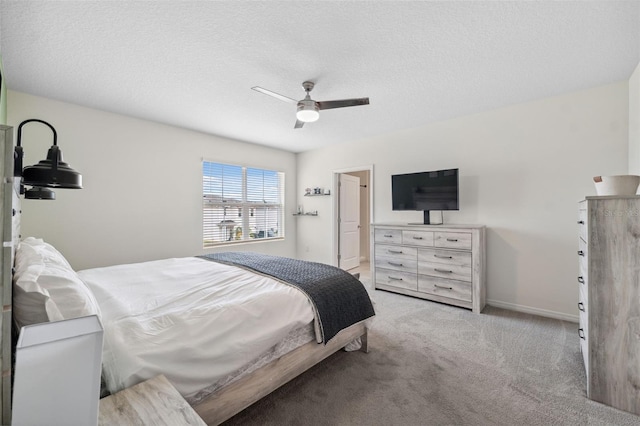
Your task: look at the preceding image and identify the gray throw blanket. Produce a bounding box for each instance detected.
[199,252,375,343]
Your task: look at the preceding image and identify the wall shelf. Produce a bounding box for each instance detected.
[304,193,330,197]
[293,212,318,216]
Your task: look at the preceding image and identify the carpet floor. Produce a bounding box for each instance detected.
[223,287,640,425]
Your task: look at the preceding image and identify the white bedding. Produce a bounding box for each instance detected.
[77,257,315,400]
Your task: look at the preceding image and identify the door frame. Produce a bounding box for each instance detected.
[331,165,374,267]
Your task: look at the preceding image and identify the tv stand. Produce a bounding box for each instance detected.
[409,211,442,226]
[423,210,430,224]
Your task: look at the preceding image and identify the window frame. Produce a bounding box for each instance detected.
[202,160,285,248]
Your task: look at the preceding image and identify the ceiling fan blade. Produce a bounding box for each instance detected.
[294,119,305,129]
[251,86,298,104]
[317,97,369,110]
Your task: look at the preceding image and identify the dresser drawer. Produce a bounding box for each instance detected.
[376,256,417,273]
[434,232,472,250]
[376,268,418,291]
[374,229,402,244]
[580,337,589,380]
[418,275,472,302]
[579,306,588,335]
[578,237,588,281]
[375,244,417,261]
[578,209,587,242]
[418,248,471,268]
[579,278,588,306]
[402,230,434,247]
[418,261,471,282]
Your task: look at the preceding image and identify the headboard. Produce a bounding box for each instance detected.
[0,124,20,425]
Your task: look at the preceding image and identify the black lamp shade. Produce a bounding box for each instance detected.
[24,187,56,200]
[22,145,82,189]
[15,119,83,194]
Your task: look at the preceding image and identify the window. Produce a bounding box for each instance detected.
[203,161,284,247]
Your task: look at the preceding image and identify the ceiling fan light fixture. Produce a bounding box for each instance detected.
[296,101,319,123]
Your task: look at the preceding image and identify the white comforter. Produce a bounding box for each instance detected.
[77,257,315,399]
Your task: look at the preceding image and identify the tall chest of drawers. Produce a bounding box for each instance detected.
[577,196,640,416]
[371,223,486,313]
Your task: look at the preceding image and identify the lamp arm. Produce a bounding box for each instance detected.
[16,119,58,147]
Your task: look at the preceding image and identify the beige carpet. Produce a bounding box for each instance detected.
[223,287,640,425]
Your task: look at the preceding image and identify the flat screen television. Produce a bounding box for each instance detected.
[391,168,459,224]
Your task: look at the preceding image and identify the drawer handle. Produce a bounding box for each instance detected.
[434,284,453,290]
[384,234,393,238]
[388,276,403,281]
[577,276,585,284]
[388,261,403,267]
[388,249,403,254]
[578,302,585,312]
[577,250,585,256]
[446,238,458,242]
[413,236,424,240]
[434,268,453,274]
[578,328,585,340]
[577,220,584,225]
[434,254,453,259]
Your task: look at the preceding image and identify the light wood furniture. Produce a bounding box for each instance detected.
[371,223,485,313]
[577,196,640,416]
[193,321,368,424]
[99,374,206,425]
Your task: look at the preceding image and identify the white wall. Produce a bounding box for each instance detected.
[297,82,629,320]
[8,91,298,270]
[629,62,640,174]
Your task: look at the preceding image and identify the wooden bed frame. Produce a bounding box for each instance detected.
[0,124,370,425]
[193,322,368,425]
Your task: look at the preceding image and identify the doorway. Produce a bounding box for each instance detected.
[332,165,373,278]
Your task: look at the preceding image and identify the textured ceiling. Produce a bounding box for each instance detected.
[0,1,639,153]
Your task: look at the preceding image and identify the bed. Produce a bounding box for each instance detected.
[1,122,375,423]
[9,238,375,424]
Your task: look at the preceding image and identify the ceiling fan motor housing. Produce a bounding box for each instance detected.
[296,100,320,122]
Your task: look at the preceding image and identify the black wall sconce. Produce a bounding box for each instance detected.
[13,119,82,200]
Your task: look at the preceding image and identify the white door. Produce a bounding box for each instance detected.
[339,173,360,270]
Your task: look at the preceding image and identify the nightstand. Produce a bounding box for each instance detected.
[99,374,206,425]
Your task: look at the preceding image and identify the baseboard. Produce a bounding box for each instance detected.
[486,299,578,323]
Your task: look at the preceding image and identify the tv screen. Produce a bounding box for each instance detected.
[392,168,459,212]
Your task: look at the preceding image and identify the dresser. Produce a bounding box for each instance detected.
[577,196,640,416]
[371,223,485,313]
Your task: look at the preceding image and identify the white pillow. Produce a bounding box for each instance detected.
[13,238,101,328]
[13,242,64,328]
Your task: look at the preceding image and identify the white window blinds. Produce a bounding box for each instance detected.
[203,161,284,248]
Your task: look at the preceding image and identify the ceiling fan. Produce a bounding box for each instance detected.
[251,81,370,129]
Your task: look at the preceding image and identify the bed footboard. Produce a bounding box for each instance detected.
[192,322,368,425]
